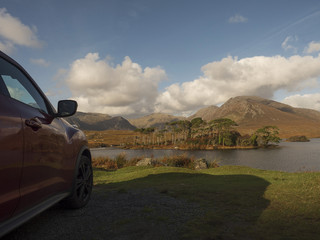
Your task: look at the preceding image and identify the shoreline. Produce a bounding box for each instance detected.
[124,145,260,150]
[90,144,281,151]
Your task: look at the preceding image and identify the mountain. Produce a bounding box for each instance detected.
[190,96,320,138]
[66,112,136,131]
[188,105,219,121]
[128,113,186,129]
[65,96,320,138]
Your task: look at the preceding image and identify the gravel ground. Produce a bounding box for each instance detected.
[3,187,204,240]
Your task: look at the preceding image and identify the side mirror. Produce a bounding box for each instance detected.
[56,100,78,117]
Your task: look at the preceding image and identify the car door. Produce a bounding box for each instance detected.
[0,56,69,214]
[0,90,23,222]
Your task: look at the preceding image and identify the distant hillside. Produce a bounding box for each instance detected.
[66,112,136,131]
[66,96,320,138]
[128,113,186,129]
[188,105,219,121]
[190,96,320,138]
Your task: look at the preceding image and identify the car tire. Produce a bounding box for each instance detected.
[62,155,93,209]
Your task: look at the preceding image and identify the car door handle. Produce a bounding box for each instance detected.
[25,117,42,130]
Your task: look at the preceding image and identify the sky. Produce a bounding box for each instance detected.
[1,0,320,118]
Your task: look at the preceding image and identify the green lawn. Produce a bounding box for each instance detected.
[93,166,320,239]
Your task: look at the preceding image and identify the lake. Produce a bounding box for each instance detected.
[91,138,320,172]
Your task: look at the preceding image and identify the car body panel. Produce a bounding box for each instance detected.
[0,95,23,222]
[14,99,73,214]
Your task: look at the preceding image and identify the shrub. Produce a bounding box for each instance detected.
[125,156,143,166]
[114,152,128,168]
[161,154,194,168]
[209,159,220,168]
[92,156,118,170]
[103,160,118,170]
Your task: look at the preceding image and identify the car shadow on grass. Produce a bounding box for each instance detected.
[4,171,270,240]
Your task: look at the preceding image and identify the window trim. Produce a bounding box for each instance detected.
[0,54,57,116]
[0,76,10,97]
[2,74,49,114]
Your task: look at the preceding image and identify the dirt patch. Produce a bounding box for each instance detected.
[4,187,204,240]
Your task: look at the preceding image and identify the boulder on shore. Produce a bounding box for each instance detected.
[136,158,155,166]
[194,158,208,170]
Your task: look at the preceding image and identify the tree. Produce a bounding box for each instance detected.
[221,130,241,146]
[168,121,179,144]
[209,118,237,146]
[190,118,206,139]
[255,126,280,146]
[176,120,192,141]
[134,128,145,145]
[144,127,155,145]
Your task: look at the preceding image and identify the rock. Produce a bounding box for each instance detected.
[136,158,153,166]
[194,158,208,170]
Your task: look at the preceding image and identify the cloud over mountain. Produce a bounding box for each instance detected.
[283,93,320,111]
[155,55,320,114]
[65,51,320,117]
[66,53,167,117]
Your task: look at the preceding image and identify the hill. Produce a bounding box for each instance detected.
[66,112,136,131]
[188,105,219,121]
[65,96,320,138]
[128,113,186,129]
[190,96,320,138]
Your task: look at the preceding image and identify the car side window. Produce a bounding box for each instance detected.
[0,57,49,114]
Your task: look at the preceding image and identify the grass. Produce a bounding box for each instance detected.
[93,165,320,240]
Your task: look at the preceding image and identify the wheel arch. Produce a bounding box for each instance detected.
[67,145,91,194]
[74,145,92,177]
[61,145,93,208]
[80,146,92,162]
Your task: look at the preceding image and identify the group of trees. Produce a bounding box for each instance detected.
[133,118,280,148]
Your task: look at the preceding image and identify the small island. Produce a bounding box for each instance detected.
[87,118,282,150]
[286,135,310,142]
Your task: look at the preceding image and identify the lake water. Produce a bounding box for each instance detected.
[91,138,320,172]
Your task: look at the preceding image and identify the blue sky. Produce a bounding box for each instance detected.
[1,0,320,117]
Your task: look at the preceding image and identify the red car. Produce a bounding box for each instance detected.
[0,50,93,237]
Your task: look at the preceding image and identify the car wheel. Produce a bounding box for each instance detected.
[62,155,93,209]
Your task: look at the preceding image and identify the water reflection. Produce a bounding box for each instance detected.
[91,138,320,172]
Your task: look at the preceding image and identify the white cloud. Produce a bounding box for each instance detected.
[228,14,248,23]
[64,53,320,116]
[30,58,50,67]
[282,93,320,111]
[0,40,14,53]
[0,8,42,53]
[304,41,320,54]
[65,53,167,117]
[281,36,298,52]
[156,55,320,113]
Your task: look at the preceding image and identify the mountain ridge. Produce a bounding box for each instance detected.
[66,112,136,131]
[128,113,186,129]
[66,96,320,138]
